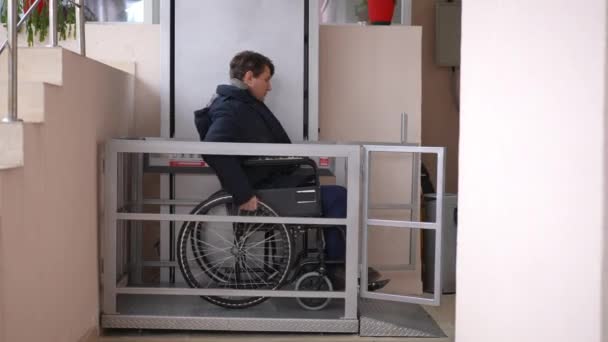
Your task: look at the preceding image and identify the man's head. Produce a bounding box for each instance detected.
[230,51,274,101]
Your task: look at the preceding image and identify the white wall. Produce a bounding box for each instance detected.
[458,1,606,342]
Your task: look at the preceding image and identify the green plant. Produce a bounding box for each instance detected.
[356,0,368,21]
[1,0,76,46]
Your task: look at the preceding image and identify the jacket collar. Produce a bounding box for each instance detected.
[216,84,257,103]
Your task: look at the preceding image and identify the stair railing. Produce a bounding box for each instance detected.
[1,0,20,123]
[0,0,86,123]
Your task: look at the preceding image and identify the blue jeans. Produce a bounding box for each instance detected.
[320,185,347,261]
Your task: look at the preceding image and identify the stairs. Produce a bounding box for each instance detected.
[0,47,134,169]
[0,82,48,123]
[0,47,64,169]
[0,122,22,169]
[0,46,134,342]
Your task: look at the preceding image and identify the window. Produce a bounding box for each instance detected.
[85,0,145,23]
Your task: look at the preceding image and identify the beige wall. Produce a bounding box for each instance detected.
[0,49,133,342]
[458,1,605,341]
[62,23,163,283]
[62,23,161,137]
[0,23,160,137]
[604,27,608,342]
[412,0,459,193]
[319,25,423,293]
[0,176,4,342]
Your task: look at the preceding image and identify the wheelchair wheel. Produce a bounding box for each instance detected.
[177,194,293,309]
[295,272,333,311]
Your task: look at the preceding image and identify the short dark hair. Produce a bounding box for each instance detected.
[229,51,275,81]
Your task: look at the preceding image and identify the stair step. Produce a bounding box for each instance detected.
[0,82,47,123]
[0,47,63,86]
[0,122,23,170]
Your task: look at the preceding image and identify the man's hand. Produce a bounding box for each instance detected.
[239,196,258,211]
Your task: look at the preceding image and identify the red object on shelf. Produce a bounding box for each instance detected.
[25,0,46,15]
[169,160,207,167]
[368,0,395,25]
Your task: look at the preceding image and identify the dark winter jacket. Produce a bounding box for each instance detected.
[194,84,294,205]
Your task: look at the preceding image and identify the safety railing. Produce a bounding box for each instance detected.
[0,0,86,123]
[103,139,362,328]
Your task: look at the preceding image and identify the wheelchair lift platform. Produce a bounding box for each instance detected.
[102,295,445,337]
[101,139,446,337]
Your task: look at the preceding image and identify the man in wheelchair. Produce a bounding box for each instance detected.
[191,51,389,307]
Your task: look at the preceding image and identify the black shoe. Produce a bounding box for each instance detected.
[329,265,345,290]
[367,267,381,282]
[327,265,389,290]
[367,278,390,292]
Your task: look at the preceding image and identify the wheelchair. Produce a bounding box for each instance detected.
[176,157,341,311]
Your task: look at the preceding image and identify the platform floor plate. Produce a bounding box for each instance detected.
[359,298,446,337]
[102,295,358,333]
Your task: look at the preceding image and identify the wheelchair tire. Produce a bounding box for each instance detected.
[177,194,293,309]
[295,272,333,311]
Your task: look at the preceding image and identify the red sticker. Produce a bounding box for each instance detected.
[169,160,207,167]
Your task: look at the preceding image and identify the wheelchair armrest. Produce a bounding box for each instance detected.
[242,156,315,168]
[243,157,320,186]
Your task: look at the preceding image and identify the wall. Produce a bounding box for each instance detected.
[0,49,133,342]
[0,23,160,137]
[62,23,163,283]
[457,1,605,342]
[604,16,608,340]
[61,23,161,137]
[412,0,460,193]
[0,177,3,341]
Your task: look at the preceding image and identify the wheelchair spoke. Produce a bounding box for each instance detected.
[242,253,278,257]
[243,233,282,250]
[208,227,237,247]
[238,222,273,246]
[178,195,293,308]
[244,255,279,284]
[194,254,233,282]
[187,247,230,262]
[240,258,270,287]
[189,236,231,253]
[226,260,238,288]
[243,241,285,252]
[187,255,232,285]
[239,258,262,288]
[205,256,233,288]
[199,254,233,274]
[244,251,281,275]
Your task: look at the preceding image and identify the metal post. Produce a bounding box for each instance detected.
[76,0,86,56]
[343,148,361,319]
[2,0,18,123]
[48,0,58,47]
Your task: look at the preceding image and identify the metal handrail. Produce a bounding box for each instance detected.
[60,0,86,54]
[0,0,43,56]
[49,0,57,46]
[0,0,87,56]
[1,0,19,123]
[76,0,86,56]
[1,0,87,123]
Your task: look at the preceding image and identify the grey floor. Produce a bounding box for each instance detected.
[98,296,456,342]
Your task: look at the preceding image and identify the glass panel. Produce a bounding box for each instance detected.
[85,0,144,22]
